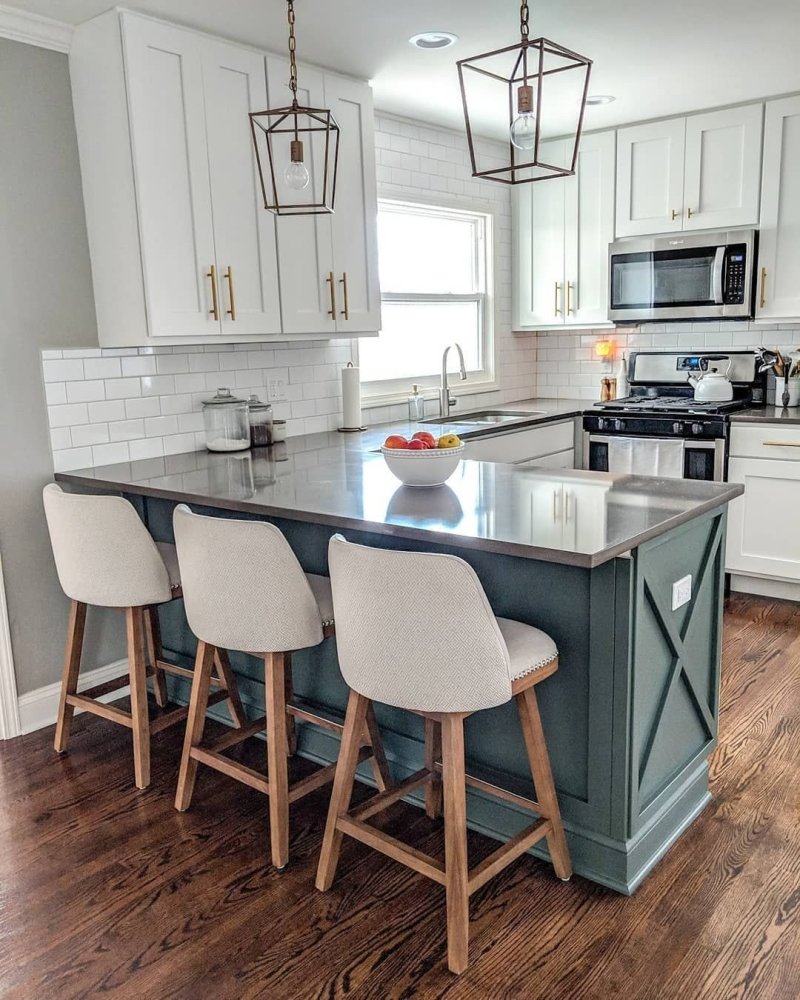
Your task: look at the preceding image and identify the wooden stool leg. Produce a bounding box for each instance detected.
[144,606,169,709]
[517,686,572,881]
[175,641,216,810]
[424,718,443,819]
[127,607,151,790]
[316,690,370,892]
[213,648,245,729]
[54,600,87,753]
[364,702,392,792]
[442,714,470,975]
[283,656,297,756]
[265,651,290,869]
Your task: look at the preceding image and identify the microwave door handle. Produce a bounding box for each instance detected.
[712,246,725,305]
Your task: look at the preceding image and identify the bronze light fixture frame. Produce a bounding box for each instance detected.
[457,2,592,185]
[249,0,340,215]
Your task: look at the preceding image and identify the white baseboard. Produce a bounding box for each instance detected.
[730,574,800,603]
[17,658,130,736]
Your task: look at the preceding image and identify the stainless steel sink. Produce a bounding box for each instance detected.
[422,409,544,426]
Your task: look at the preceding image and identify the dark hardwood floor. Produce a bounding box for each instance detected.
[1,593,798,999]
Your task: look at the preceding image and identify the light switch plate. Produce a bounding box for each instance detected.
[672,574,692,611]
[267,377,287,402]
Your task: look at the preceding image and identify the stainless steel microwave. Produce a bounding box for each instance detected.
[608,229,757,322]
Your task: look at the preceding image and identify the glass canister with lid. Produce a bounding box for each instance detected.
[247,394,274,447]
[202,388,251,452]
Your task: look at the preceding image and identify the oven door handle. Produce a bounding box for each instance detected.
[711,246,725,305]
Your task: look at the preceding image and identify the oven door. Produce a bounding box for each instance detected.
[586,434,725,482]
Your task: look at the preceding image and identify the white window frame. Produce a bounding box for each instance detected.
[356,197,497,404]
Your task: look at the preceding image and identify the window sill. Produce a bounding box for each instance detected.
[362,380,502,410]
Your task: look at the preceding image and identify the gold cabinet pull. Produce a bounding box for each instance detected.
[224,266,236,322]
[762,441,800,448]
[554,282,562,316]
[326,271,337,319]
[339,272,350,321]
[671,209,680,221]
[207,264,220,321]
[760,267,767,309]
[687,207,694,219]
[567,281,575,316]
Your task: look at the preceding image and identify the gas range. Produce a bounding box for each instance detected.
[582,350,765,481]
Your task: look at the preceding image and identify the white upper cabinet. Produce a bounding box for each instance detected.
[616,104,763,237]
[682,105,763,231]
[202,41,281,337]
[269,62,380,336]
[70,10,379,346]
[757,95,800,321]
[615,119,686,237]
[514,132,615,329]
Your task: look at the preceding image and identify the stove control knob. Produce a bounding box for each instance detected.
[691,422,703,436]
[614,418,625,432]
[673,422,684,434]
[597,417,607,431]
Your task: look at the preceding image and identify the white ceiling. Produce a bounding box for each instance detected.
[7,0,800,137]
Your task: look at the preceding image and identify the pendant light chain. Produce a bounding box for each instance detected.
[287,0,299,108]
[520,1,530,43]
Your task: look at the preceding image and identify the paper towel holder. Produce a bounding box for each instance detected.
[339,361,367,432]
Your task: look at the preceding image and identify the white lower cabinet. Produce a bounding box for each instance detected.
[726,424,800,585]
[526,479,608,551]
[463,420,575,465]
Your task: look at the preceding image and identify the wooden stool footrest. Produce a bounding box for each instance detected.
[211,716,267,752]
[288,747,369,804]
[350,768,431,822]
[65,694,132,728]
[189,746,270,794]
[336,815,447,886]
[467,818,552,895]
[286,705,344,736]
[434,762,544,817]
[78,674,131,701]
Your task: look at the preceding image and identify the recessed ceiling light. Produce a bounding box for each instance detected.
[409,31,459,50]
[586,95,616,106]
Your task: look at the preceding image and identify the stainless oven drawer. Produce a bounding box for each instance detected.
[585,434,725,481]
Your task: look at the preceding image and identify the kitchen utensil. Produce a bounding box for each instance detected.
[688,358,734,402]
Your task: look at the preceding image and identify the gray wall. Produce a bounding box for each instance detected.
[0,38,125,698]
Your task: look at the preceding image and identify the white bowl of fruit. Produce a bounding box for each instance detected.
[381,432,464,487]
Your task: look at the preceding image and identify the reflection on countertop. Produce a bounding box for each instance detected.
[56,431,743,568]
[732,405,800,424]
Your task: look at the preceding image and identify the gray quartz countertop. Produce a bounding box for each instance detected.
[55,396,742,568]
[732,406,800,425]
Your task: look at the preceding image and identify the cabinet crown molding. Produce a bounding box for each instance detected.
[0,3,72,52]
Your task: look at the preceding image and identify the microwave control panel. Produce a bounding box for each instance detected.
[724,245,747,304]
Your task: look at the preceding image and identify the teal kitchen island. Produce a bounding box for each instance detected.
[56,435,743,894]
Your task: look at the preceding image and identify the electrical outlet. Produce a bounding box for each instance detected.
[267,377,287,403]
[671,574,692,611]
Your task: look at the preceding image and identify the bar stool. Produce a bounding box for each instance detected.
[42,484,244,790]
[316,535,572,975]
[172,505,392,870]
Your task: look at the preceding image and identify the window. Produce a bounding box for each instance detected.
[359,200,494,396]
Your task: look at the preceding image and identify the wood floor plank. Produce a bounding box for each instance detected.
[0,594,798,998]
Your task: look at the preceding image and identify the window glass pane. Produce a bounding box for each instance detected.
[360,301,481,383]
[378,208,477,294]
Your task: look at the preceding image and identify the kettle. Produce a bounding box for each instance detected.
[688,357,734,403]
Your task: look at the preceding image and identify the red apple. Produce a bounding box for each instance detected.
[384,434,409,449]
[405,439,426,450]
[411,431,437,449]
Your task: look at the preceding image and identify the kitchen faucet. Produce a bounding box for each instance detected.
[439,343,467,419]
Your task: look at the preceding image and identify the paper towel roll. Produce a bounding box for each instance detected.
[341,363,363,429]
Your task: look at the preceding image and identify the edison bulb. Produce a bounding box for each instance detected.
[284,159,310,190]
[510,112,537,151]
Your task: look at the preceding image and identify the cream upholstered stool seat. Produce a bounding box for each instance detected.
[316,535,571,975]
[172,505,391,870]
[42,484,244,790]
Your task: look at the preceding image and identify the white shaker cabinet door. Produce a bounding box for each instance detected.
[122,15,219,338]
[564,130,616,325]
[758,96,800,321]
[203,42,281,337]
[326,73,381,334]
[726,456,800,580]
[682,104,763,232]
[615,119,686,237]
[267,57,337,336]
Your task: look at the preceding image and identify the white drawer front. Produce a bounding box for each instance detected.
[464,420,575,464]
[518,448,575,470]
[726,456,800,580]
[730,423,800,460]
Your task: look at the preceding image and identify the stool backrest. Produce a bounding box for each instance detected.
[173,505,323,653]
[42,484,172,608]
[328,535,513,714]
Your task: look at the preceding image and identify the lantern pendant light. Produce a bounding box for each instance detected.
[457,1,592,185]
[249,0,340,215]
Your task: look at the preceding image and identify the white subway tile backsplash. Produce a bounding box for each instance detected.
[45,382,67,406]
[83,357,122,380]
[144,415,179,437]
[92,442,130,466]
[49,427,72,450]
[109,418,145,442]
[66,380,106,404]
[141,375,176,397]
[121,355,157,377]
[129,438,165,461]
[88,399,126,423]
[71,423,110,447]
[105,378,142,400]
[124,396,161,419]
[53,447,93,473]
[43,359,85,383]
[49,403,89,427]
